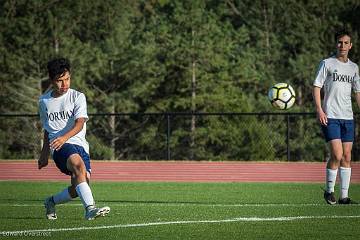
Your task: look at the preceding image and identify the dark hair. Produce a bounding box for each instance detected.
[334,28,351,42]
[47,58,71,80]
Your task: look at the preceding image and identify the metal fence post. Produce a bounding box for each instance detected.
[286,114,290,161]
[166,113,171,160]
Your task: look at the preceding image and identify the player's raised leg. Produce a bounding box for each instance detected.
[67,153,110,220]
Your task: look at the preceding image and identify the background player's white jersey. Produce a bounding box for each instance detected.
[39,88,89,154]
[313,56,360,120]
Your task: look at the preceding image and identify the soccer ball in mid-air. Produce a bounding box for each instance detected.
[268,83,296,110]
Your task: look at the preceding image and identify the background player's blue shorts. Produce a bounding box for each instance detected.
[321,118,354,142]
[53,143,91,176]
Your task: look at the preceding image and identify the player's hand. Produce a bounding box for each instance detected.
[38,157,48,170]
[316,109,328,126]
[50,136,67,151]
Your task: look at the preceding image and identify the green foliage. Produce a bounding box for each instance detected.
[0,0,359,160]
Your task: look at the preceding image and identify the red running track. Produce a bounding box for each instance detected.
[1,161,360,183]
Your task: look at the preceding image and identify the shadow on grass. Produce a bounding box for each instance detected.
[0,216,44,220]
[97,199,219,205]
[0,198,44,203]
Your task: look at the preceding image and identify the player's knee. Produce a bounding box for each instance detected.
[341,154,351,167]
[67,155,86,177]
[73,163,86,177]
[343,153,351,162]
[332,154,342,162]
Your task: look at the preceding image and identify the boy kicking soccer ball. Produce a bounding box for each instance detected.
[38,58,110,220]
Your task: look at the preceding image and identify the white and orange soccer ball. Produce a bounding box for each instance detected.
[268,83,296,110]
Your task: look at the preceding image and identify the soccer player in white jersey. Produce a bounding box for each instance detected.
[313,29,360,205]
[38,58,110,219]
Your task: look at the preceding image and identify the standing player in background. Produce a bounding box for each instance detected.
[38,58,110,219]
[313,29,360,205]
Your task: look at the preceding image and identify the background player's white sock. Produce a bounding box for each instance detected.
[326,168,338,193]
[339,167,351,199]
[53,188,73,204]
[75,182,95,210]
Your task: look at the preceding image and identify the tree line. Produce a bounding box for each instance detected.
[0,0,359,160]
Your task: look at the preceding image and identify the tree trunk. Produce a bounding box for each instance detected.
[262,0,270,61]
[191,60,196,160]
[109,60,116,160]
[109,104,116,160]
[190,30,196,160]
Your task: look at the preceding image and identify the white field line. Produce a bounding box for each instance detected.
[1,215,360,235]
[0,203,345,207]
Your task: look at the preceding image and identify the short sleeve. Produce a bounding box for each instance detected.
[73,93,88,121]
[313,60,327,88]
[352,65,360,92]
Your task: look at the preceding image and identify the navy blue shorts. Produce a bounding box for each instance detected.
[321,118,354,142]
[53,143,91,176]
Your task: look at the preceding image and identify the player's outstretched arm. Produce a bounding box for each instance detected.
[38,131,50,169]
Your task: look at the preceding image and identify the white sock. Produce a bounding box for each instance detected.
[339,167,351,199]
[75,182,95,210]
[326,168,338,193]
[53,188,73,205]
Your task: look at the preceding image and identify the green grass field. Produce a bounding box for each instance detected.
[0,181,359,240]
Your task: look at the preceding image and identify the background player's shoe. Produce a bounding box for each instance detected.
[338,197,358,204]
[323,191,336,205]
[85,206,110,220]
[44,197,57,220]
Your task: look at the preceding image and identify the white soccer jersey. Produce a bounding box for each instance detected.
[39,88,89,154]
[313,56,360,120]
